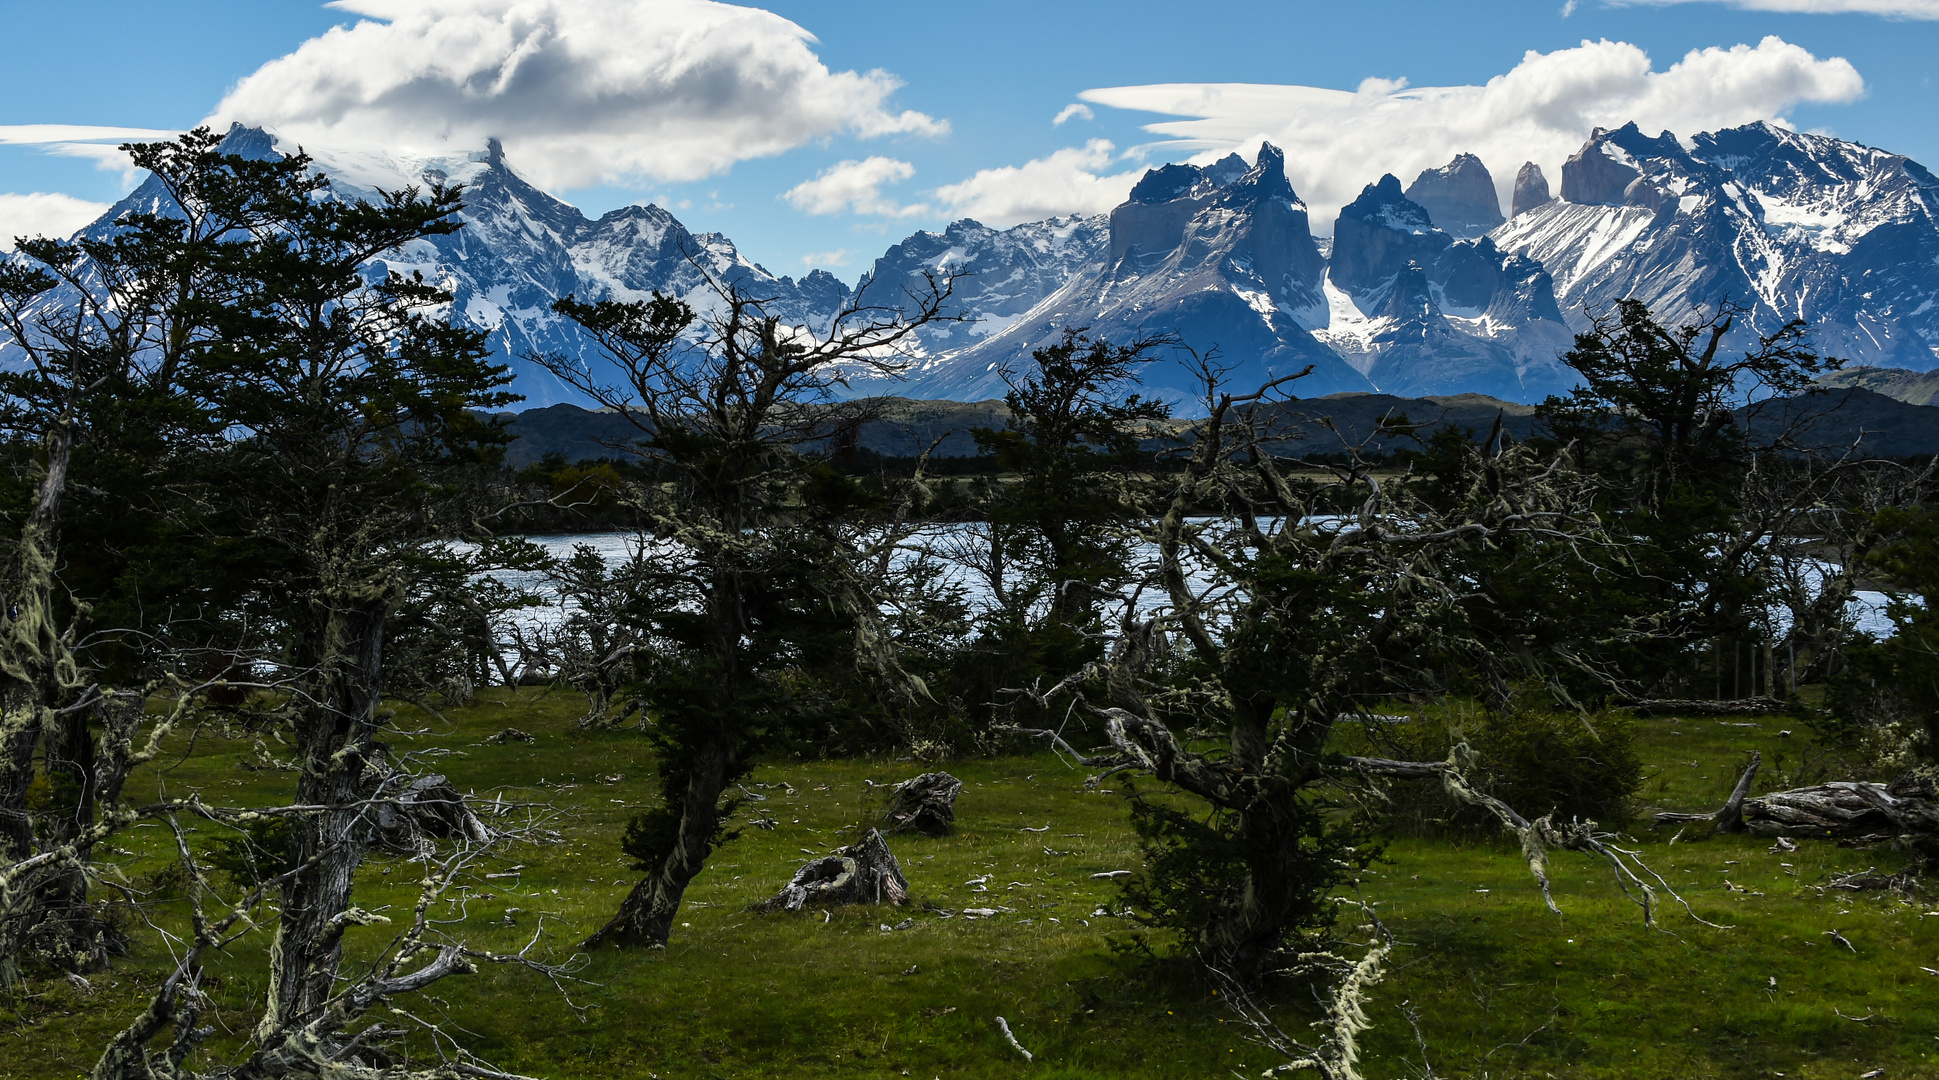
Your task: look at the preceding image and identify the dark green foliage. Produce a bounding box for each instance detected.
[1469,704,1643,828]
[1524,300,1840,700]
[1363,697,1644,835]
[384,537,550,703]
[1824,506,1939,760]
[1119,782,1371,958]
[542,272,957,948]
[1538,298,1829,506]
[949,330,1173,734]
[202,816,297,891]
[973,330,1171,623]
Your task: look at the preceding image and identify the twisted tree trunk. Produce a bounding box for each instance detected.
[584,733,735,949]
[0,425,104,981]
[1200,780,1313,982]
[259,590,391,1040]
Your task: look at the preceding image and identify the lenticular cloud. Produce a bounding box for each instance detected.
[208,0,946,190]
[1073,36,1862,231]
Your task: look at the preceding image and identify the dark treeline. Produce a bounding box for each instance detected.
[1,131,1937,1078]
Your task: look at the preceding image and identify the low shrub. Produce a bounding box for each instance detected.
[1365,692,1643,835]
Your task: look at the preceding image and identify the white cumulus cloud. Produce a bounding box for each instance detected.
[930,140,1148,227]
[0,193,112,250]
[1615,0,1939,16]
[783,157,924,217]
[1080,36,1864,232]
[206,0,947,191]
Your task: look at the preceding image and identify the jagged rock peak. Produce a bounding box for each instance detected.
[217,124,281,161]
[1511,162,1551,217]
[1340,174,1434,232]
[1329,174,1445,300]
[1404,153,1504,238]
[1224,142,1299,207]
[1381,260,1436,321]
[1561,122,1686,206]
[1129,162,1205,204]
[1127,146,1280,206]
[1203,152,1249,187]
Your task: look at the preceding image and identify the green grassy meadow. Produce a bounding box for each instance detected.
[11,690,1939,1079]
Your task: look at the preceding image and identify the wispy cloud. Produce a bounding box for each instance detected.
[0,124,181,182]
[798,248,850,270]
[1052,103,1094,126]
[929,139,1147,227]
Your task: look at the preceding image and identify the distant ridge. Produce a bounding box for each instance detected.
[1815,365,1939,407]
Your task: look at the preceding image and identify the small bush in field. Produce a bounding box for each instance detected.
[1469,701,1644,829]
[1370,694,1643,834]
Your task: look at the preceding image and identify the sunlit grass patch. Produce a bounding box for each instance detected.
[10,691,1939,1079]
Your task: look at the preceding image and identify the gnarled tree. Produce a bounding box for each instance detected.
[538,267,953,948]
[152,128,523,1061]
[0,128,291,979]
[1010,361,1700,984]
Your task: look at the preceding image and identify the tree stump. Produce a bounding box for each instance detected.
[880,771,962,836]
[365,770,497,846]
[759,829,909,912]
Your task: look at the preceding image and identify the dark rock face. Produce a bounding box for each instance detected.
[1404,153,1505,238]
[1331,174,1442,295]
[1562,134,1641,205]
[888,143,1367,412]
[1320,176,1575,400]
[1511,162,1551,217]
[1129,162,1206,204]
[1560,123,1689,209]
[1203,151,1250,187]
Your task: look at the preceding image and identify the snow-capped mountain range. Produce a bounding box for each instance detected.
[13,121,1939,413]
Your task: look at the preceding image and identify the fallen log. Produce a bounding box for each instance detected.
[1656,760,1939,845]
[1624,697,1790,717]
[1655,752,1762,832]
[758,829,910,912]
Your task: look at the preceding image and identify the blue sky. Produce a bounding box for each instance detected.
[0,0,1933,277]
